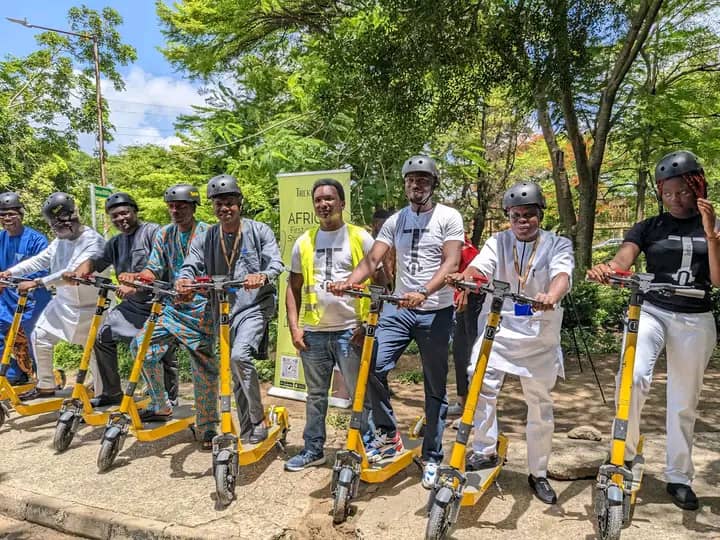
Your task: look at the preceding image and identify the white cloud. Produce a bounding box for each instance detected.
[81,66,206,153]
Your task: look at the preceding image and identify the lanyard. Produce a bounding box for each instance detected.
[220,220,243,274]
[175,222,197,260]
[513,236,540,291]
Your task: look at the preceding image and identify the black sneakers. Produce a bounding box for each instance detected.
[466,452,499,471]
[528,475,557,505]
[667,483,699,511]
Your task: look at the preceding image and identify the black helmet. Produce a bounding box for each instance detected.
[42,192,76,221]
[105,192,138,212]
[502,182,546,211]
[401,155,439,181]
[655,151,704,182]
[0,192,23,210]
[206,174,243,199]
[163,184,201,205]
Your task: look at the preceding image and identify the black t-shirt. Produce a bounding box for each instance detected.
[624,213,712,313]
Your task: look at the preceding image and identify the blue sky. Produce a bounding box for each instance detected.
[1,1,206,153]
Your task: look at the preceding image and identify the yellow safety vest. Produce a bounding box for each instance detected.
[299,224,370,326]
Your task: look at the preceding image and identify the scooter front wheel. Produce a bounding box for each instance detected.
[425,488,454,540]
[0,404,6,428]
[97,438,121,472]
[598,504,623,540]
[53,419,75,452]
[214,463,235,506]
[332,483,350,524]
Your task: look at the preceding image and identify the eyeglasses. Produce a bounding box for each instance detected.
[0,212,20,220]
[509,209,540,221]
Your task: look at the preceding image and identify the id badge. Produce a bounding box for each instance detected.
[514,303,533,316]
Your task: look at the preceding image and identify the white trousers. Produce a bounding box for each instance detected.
[30,325,95,389]
[619,302,714,485]
[471,364,557,477]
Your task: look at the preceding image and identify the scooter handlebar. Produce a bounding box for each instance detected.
[127,279,177,297]
[69,274,118,291]
[0,276,32,288]
[452,279,536,306]
[599,272,707,299]
[337,285,403,304]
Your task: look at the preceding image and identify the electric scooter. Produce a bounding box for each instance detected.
[0,277,67,429]
[591,271,705,540]
[184,275,290,506]
[331,285,423,525]
[53,275,150,451]
[96,277,195,472]
[424,277,534,540]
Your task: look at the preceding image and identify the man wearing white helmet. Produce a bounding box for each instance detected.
[332,155,464,490]
[0,192,105,400]
[448,181,574,505]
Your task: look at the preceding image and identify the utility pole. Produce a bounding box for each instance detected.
[7,17,107,186]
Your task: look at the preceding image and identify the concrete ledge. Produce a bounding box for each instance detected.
[0,485,225,540]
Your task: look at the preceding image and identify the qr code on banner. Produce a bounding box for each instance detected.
[281,355,300,380]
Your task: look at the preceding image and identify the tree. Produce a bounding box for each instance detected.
[0,6,136,210]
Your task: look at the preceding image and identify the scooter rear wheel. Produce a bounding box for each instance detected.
[214,463,235,506]
[425,490,453,540]
[97,438,120,472]
[0,405,5,428]
[53,420,75,452]
[598,504,623,540]
[332,484,350,525]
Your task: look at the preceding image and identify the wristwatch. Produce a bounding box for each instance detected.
[416,286,430,299]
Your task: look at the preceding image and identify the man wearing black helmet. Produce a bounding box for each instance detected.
[119,184,218,447]
[0,192,51,385]
[0,192,105,400]
[331,155,464,490]
[176,174,284,444]
[448,181,574,505]
[588,151,719,511]
[63,192,178,407]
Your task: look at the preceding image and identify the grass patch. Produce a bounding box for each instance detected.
[326,411,350,430]
[396,368,423,384]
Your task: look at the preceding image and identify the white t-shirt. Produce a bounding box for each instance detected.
[376,204,464,310]
[291,224,375,331]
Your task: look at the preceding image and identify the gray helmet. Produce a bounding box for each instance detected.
[42,192,76,221]
[401,155,439,181]
[502,182,546,211]
[163,184,201,205]
[655,150,704,182]
[206,174,243,199]
[105,192,138,212]
[0,192,23,210]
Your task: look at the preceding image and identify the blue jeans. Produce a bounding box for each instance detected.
[369,306,453,463]
[301,329,365,456]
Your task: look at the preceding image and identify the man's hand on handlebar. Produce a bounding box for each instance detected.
[586,263,615,284]
[244,273,267,290]
[532,292,558,312]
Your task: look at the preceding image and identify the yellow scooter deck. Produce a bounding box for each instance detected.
[132,403,196,442]
[461,433,508,506]
[82,396,151,427]
[359,434,422,483]
[13,386,73,416]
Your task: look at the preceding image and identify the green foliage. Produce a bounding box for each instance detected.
[255,359,275,383]
[395,368,423,385]
[0,6,136,231]
[326,411,350,430]
[53,341,84,371]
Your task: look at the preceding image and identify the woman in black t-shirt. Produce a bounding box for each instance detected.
[587,150,719,512]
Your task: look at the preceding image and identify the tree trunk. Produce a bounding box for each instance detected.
[635,166,647,222]
[535,90,577,244]
[472,105,489,246]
